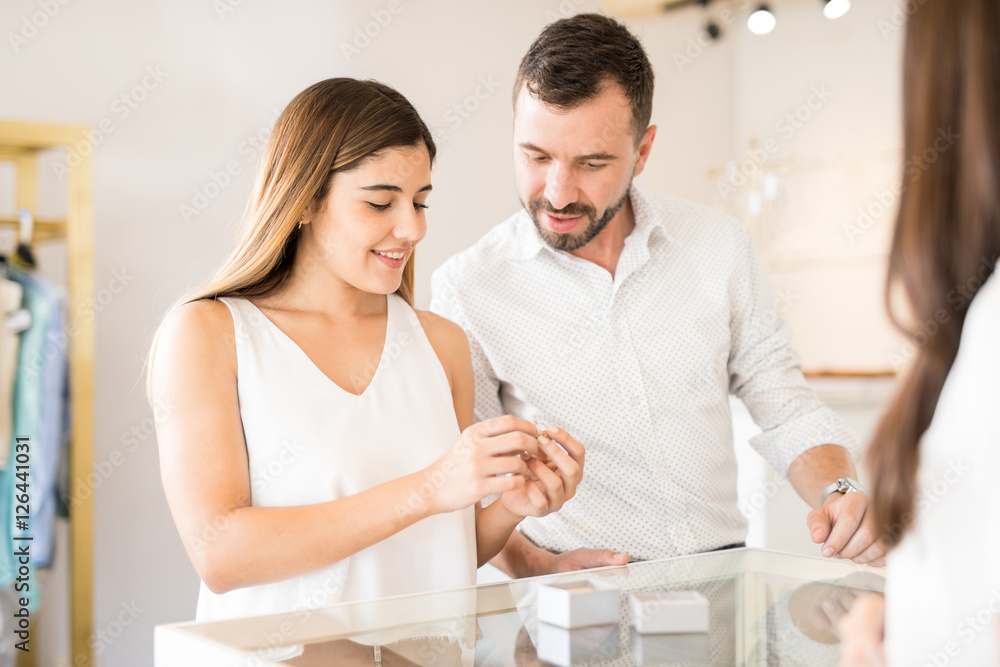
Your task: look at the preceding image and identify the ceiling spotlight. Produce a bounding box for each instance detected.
[747,3,776,35]
[705,19,722,40]
[823,0,851,19]
[695,0,723,41]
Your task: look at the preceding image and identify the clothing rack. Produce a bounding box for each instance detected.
[0,120,94,667]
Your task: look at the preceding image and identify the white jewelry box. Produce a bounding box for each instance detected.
[537,579,621,629]
[629,590,709,634]
[630,632,710,664]
[537,623,620,666]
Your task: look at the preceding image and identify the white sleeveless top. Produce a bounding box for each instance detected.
[885,263,1000,666]
[196,293,476,623]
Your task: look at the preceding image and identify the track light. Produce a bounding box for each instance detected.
[747,3,776,35]
[695,0,723,41]
[823,0,851,19]
[705,19,722,40]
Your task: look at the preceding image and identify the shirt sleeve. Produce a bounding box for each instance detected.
[429,261,505,423]
[726,227,861,476]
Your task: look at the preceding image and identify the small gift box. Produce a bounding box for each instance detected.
[537,623,620,666]
[629,590,710,634]
[537,579,621,629]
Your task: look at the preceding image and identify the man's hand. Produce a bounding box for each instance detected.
[787,445,887,566]
[490,529,629,577]
[547,547,630,573]
[806,491,887,566]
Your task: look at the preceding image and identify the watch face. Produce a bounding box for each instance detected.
[822,478,866,505]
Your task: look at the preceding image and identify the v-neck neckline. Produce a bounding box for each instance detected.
[243,294,392,399]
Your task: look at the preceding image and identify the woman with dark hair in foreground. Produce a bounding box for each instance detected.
[835,0,1000,664]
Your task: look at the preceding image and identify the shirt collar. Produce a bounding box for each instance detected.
[509,185,669,262]
[510,208,546,261]
[627,185,670,248]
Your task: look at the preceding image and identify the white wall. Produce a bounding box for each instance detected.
[0,0,903,664]
[728,0,906,372]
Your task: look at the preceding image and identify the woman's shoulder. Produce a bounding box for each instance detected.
[970,262,1000,313]
[410,309,471,381]
[961,263,1000,354]
[155,298,238,372]
[162,298,236,340]
[411,309,468,346]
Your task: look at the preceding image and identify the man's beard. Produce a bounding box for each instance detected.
[525,183,632,252]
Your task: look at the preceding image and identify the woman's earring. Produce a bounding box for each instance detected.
[297,218,303,230]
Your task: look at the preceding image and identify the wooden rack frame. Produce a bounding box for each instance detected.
[0,120,94,667]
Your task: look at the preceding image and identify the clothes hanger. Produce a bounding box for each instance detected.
[0,222,32,333]
[10,208,37,271]
[0,225,11,279]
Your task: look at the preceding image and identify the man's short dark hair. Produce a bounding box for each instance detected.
[514,13,655,143]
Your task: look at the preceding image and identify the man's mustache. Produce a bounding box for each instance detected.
[530,200,595,218]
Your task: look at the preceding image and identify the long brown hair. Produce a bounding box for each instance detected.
[146,78,436,395]
[868,0,1000,547]
[197,77,434,304]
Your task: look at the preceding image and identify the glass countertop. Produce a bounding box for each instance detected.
[155,548,885,666]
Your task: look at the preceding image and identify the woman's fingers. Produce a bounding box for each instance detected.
[526,457,565,506]
[482,431,539,458]
[530,445,552,463]
[538,435,583,490]
[481,473,525,497]
[543,424,585,464]
[835,593,886,667]
[477,415,539,439]
[821,595,849,627]
[481,455,529,477]
[821,588,857,632]
[522,475,549,510]
[464,419,586,512]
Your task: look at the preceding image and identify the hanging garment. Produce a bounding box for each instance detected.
[30,277,68,569]
[0,583,21,666]
[1,278,26,467]
[54,363,70,522]
[0,268,69,609]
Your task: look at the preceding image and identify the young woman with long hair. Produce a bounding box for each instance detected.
[148,79,585,634]
[835,0,1000,663]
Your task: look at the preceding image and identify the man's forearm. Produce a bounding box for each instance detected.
[489,528,554,578]
[787,444,858,508]
[475,502,524,568]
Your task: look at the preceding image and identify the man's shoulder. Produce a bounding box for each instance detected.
[636,188,750,246]
[433,211,527,284]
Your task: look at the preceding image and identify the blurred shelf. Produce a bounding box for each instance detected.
[804,372,898,406]
[0,216,67,242]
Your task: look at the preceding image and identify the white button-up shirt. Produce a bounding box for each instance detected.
[430,186,859,559]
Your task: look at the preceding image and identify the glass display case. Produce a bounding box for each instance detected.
[155,548,885,666]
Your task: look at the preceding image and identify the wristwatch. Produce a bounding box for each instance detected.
[820,477,867,506]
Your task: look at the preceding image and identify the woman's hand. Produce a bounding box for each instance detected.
[499,424,584,519]
[424,415,540,515]
[823,590,886,667]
